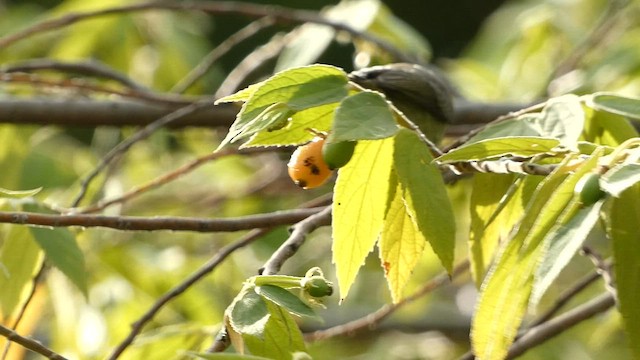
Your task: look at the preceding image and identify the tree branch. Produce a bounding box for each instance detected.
[0,324,67,360]
[259,205,332,275]
[0,207,323,232]
[506,293,615,359]
[107,228,270,360]
[306,260,469,341]
[0,1,413,63]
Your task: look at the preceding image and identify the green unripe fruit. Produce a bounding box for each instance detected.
[575,173,605,205]
[301,276,333,298]
[322,140,356,170]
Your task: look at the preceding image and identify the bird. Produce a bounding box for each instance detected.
[348,63,455,143]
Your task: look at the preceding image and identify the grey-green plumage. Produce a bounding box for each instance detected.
[348,63,454,143]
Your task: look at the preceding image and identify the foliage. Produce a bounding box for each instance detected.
[0,0,640,360]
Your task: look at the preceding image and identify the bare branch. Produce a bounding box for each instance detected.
[0,1,413,63]
[1,59,148,90]
[0,98,237,127]
[0,324,67,360]
[0,207,323,232]
[72,147,276,214]
[107,228,270,360]
[172,16,276,94]
[70,100,215,207]
[506,293,615,359]
[306,260,469,341]
[260,205,332,275]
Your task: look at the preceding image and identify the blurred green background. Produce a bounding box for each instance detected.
[0,0,638,359]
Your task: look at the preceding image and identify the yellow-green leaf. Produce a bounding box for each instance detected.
[379,175,426,303]
[472,151,600,360]
[469,173,517,286]
[607,183,640,359]
[332,137,393,301]
[0,226,43,318]
[436,136,560,164]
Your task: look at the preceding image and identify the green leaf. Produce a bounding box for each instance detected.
[0,187,42,198]
[436,136,561,164]
[472,152,599,360]
[332,137,394,301]
[467,114,543,144]
[244,299,306,359]
[531,200,604,307]
[0,226,43,318]
[379,175,427,303]
[538,95,584,147]
[583,109,638,146]
[607,183,640,360]
[215,81,265,104]
[124,324,211,359]
[469,173,518,286]
[256,285,318,320]
[244,103,337,147]
[587,92,640,120]
[218,65,348,149]
[601,163,640,198]
[229,289,270,337]
[394,129,455,273]
[29,227,87,296]
[328,91,399,143]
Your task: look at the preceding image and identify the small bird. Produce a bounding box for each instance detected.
[348,63,455,143]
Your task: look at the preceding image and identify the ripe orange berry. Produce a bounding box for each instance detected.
[287,137,333,189]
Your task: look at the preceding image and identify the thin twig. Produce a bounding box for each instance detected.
[306,260,469,341]
[1,59,148,90]
[71,147,273,214]
[0,324,67,360]
[529,270,602,327]
[172,16,276,94]
[214,32,290,98]
[70,99,214,207]
[0,1,412,63]
[506,293,615,359]
[1,263,47,360]
[106,228,270,360]
[260,205,332,275]
[548,0,631,90]
[0,207,323,232]
[0,72,201,106]
[580,247,617,302]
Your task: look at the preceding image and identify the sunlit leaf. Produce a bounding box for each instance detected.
[394,129,455,272]
[329,91,399,143]
[583,109,638,146]
[218,65,348,149]
[244,299,306,358]
[436,136,560,164]
[229,289,270,337]
[531,200,603,307]
[467,114,543,144]
[244,103,337,147]
[332,137,393,301]
[601,163,640,197]
[607,183,640,359]
[0,226,43,318]
[379,176,426,303]
[30,227,87,296]
[469,173,517,286]
[538,95,584,147]
[587,93,640,120]
[256,285,318,320]
[125,325,212,359]
[472,153,599,360]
